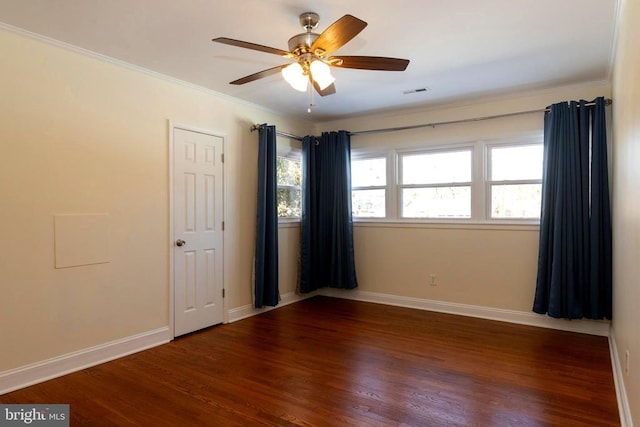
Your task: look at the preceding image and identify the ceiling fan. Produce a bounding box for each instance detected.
[212,12,410,99]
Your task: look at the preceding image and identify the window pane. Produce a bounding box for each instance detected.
[352,189,385,218]
[352,158,386,187]
[277,188,301,218]
[491,145,543,180]
[402,151,471,184]
[277,156,301,219]
[277,157,301,186]
[402,187,471,218]
[491,184,541,218]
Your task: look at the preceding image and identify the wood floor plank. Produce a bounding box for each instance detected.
[1,296,619,426]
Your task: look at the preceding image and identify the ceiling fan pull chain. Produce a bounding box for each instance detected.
[307,82,315,113]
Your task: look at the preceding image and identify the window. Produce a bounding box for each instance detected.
[400,149,472,218]
[488,144,543,219]
[351,157,386,218]
[350,137,543,223]
[277,155,301,219]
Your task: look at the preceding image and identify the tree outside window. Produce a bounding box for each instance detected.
[277,156,301,219]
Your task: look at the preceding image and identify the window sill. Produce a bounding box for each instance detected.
[353,219,539,231]
[278,219,301,228]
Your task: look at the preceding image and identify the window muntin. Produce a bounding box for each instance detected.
[400,149,472,219]
[351,157,387,218]
[488,144,542,219]
[277,156,301,219]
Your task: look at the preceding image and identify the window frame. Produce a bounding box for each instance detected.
[350,152,392,219]
[350,135,543,225]
[397,145,474,220]
[485,140,543,222]
[276,146,302,223]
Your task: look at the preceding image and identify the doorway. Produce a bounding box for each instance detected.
[171,125,225,336]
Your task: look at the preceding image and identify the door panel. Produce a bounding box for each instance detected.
[173,128,224,336]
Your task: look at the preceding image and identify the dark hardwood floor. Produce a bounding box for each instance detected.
[1,296,619,426]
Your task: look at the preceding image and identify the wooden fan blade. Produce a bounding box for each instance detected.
[310,15,367,56]
[312,80,336,97]
[330,56,410,71]
[230,64,288,85]
[212,37,293,58]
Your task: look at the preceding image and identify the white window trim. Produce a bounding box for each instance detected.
[351,134,543,226]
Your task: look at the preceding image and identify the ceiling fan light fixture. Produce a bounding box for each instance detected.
[309,60,335,90]
[282,62,308,92]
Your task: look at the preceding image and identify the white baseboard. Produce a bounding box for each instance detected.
[318,289,611,337]
[609,332,634,427]
[0,327,171,395]
[226,291,315,323]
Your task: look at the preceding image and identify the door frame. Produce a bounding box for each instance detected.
[168,121,227,339]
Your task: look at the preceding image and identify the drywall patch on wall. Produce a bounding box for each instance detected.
[54,214,109,268]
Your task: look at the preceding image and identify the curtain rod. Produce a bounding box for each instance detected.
[251,98,612,140]
[350,98,612,136]
[250,124,305,141]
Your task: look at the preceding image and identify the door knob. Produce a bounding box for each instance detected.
[176,239,186,247]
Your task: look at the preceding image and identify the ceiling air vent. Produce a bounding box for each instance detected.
[402,87,430,95]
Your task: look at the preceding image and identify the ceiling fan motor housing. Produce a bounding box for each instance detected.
[289,12,323,55]
[288,32,320,55]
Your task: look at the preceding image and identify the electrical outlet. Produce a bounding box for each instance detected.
[429,274,437,286]
[625,350,630,375]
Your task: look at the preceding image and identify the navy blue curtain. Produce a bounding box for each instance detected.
[533,97,612,319]
[300,131,358,293]
[254,124,279,307]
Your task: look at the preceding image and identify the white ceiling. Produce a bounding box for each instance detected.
[0,0,618,121]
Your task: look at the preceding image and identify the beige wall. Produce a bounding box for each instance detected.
[0,28,310,372]
[319,83,611,313]
[612,0,640,423]
[278,224,301,296]
[353,225,539,311]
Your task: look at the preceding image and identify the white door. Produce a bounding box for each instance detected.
[173,127,224,336]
